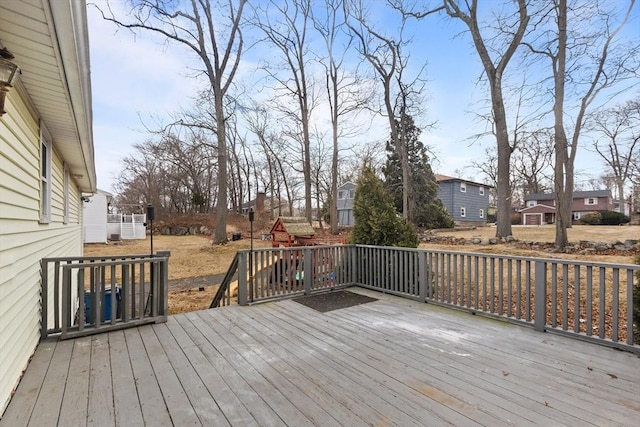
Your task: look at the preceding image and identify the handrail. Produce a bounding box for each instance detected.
[41,252,170,340]
[209,253,239,308]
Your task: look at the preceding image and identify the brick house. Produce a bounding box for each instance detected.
[520,190,613,225]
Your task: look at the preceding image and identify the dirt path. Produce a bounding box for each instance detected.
[168,272,236,290]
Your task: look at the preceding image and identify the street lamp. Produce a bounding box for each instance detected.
[249,208,255,302]
[0,49,21,117]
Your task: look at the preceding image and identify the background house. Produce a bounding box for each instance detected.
[436,174,491,226]
[520,190,613,225]
[336,182,356,227]
[83,189,112,243]
[0,1,96,413]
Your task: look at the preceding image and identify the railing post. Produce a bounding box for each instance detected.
[534,261,547,332]
[238,252,248,306]
[419,251,426,302]
[157,251,171,317]
[350,245,357,285]
[304,247,312,295]
[40,259,48,340]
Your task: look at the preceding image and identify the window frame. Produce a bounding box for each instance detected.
[528,200,537,207]
[479,186,485,196]
[40,128,52,223]
[585,197,596,205]
[460,182,466,193]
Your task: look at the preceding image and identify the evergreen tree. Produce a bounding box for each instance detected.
[383,115,453,229]
[348,166,418,248]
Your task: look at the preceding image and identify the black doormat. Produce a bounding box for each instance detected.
[293,290,378,313]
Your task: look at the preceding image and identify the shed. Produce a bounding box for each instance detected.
[270,217,316,247]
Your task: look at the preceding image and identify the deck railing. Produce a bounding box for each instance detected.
[41,252,170,340]
[232,244,639,353]
[226,245,353,306]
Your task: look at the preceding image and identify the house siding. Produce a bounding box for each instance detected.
[0,89,83,413]
[336,182,356,227]
[83,191,108,243]
[437,181,489,224]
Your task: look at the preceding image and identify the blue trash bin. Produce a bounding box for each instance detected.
[84,286,121,322]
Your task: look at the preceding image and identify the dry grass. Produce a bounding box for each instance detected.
[83,235,273,280]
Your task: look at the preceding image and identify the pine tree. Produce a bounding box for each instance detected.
[348,166,418,248]
[383,114,453,229]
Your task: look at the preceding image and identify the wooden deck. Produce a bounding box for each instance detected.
[2,288,639,426]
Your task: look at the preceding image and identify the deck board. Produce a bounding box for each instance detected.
[58,337,91,426]
[2,287,640,426]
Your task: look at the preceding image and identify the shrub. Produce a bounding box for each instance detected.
[599,210,630,225]
[348,166,419,248]
[578,211,602,225]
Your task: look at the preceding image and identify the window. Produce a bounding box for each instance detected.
[349,190,355,199]
[528,200,537,207]
[40,131,52,223]
[479,208,484,218]
[338,190,346,200]
[460,182,466,193]
[585,198,596,205]
[479,186,485,196]
[63,164,70,224]
[460,207,466,217]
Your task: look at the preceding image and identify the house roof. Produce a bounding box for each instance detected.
[524,190,611,201]
[270,217,315,237]
[435,174,493,188]
[0,0,96,192]
[338,182,356,190]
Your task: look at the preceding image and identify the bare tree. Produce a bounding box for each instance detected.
[345,1,429,224]
[312,0,371,233]
[443,0,529,238]
[252,0,317,222]
[97,0,247,244]
[395,0,529,235]
[524,0,637,248]
[591,99,640,213]
[513,129,554,196]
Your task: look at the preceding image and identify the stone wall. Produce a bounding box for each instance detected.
[421,233,639,255]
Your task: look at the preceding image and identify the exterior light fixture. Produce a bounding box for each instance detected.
[0,49,20,117]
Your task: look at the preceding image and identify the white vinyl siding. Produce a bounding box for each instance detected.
[0,88,84,413]
[63,164,70,224]
[40,128,52,223]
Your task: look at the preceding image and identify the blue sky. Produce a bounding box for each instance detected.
[87,1,639,194]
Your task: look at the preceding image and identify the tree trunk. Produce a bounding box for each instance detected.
[553,0,569,249]
[330,115,339,233]
[214,96,228,244]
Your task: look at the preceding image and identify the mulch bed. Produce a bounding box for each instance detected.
[293,290,378,313]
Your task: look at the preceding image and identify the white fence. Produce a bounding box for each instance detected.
[107,214,146,240]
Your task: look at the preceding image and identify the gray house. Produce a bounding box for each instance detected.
[336,182,356,227]
[436,174,491,225]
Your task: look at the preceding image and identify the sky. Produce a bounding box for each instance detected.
[86,1,640,195]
